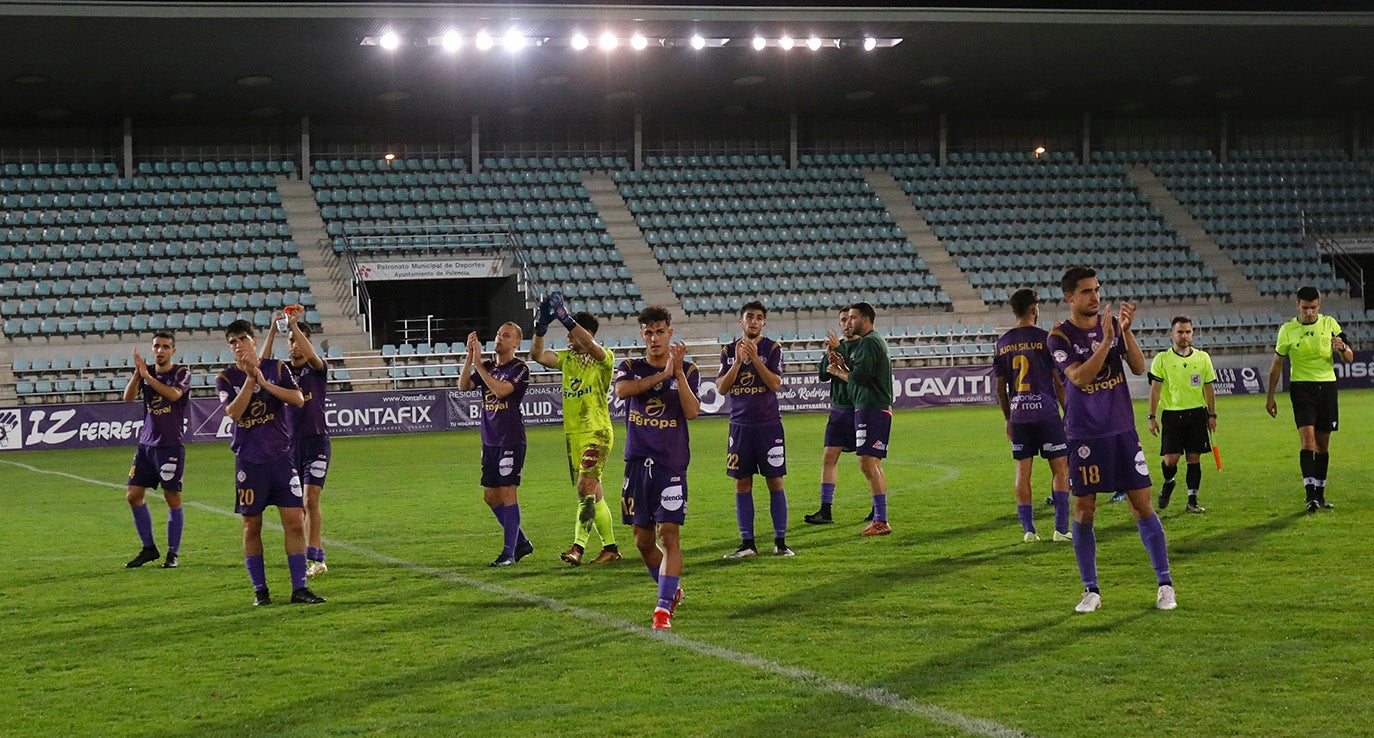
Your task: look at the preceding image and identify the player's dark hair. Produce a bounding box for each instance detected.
[639,305,672,326]
[153,330,176,346]
[741,300,766,318]
[573,311,599,335]
[225,319,255,339]
[1009,289,1039,318]
[293,322,313,338]
[848,301,876,323]
[1296,285,1321,302]
[1170,315,1192,327]
[1061,266,1097,297]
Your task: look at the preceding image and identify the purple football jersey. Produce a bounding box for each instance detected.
[718,336,784,426]
[1047,316,1135,439]
[216,359,301,463]
[288,359,330,438]
[137,364,191,447]
[994,326,1062,425]
[616,358,700,472]
[471,358,530,447]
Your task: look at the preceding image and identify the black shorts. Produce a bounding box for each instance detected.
[1290,381,1339,432]
[1159,408,1211,456]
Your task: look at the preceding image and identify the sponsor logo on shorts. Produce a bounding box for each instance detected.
[1134,448,1149,476]
[237,470,247,483]
[767,445,785,467]
[308,459,328,479]
[1011,443,1024,452]
[290,474,303,498]
[1053,350,1068,364]
[159,461,178,481]
[872,440,887,451]
[1077,444,1091,459]
[1045,442,1067,453]
[856,427,868,445]
[660,484,685,512]
[499,455,515,476]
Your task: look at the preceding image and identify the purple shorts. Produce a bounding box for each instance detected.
[234,457,303,516]
[1010,421,1069,461]
[621,458,687,527]
[481,444,526,488]
[1066,431,1152,497]
[293,434,332,490]
[727,421,787,479]
[823,408,856,452]
[128,444,185,492]
[854,409,893,458]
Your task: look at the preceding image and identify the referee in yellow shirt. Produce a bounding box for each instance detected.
[1265,286,1355,512]
[1147,316,1217,513]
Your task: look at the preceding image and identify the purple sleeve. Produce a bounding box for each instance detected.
[684,362,701,396]
[1047,330,1074,373]
[174,366,192,394]
[717,346,730,379]
[215,371,232,403]
[511,362,530,392]
[275,360,301,391]
[766,342,784,375]
[613,358,634,384]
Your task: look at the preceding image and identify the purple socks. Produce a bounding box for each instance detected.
[735,492,755,540]
[1072,520,1098,591]
[245,555,267,591]
[1136,514,1172,586]
[132,503,154,548]
[872,493,888,522]
[1017,503,1035,533]
[656,574,680,612]
[1052,491,1070,534]
[166,508,184,555]
[491,504,522,558]
[820,482,835,505]
[769,489,788,538]
[287,553,308,590]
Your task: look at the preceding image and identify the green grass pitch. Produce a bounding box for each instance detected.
[2,392,1372,737]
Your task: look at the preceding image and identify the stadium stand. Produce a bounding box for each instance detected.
[0,160,319,342]
[1151,149,1372,297]
[616,153,952,315]
[311,155,643,318]
[895,150,1232,307]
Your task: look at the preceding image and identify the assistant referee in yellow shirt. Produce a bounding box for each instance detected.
[1147,316,1217,513]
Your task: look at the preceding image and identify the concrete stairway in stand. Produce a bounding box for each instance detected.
[583,173,680,317]
[864,170,988,314]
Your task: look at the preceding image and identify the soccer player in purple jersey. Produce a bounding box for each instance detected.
[994,289,1071,544]
[1048,267,1175,613]
[718,300,793,558]
[217,319,324,606]
[262,311,332,578]
[460,322,534,567]
[121,330,191,569]
[615,305,700,630]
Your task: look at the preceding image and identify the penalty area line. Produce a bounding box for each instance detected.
[1,457,1029,738]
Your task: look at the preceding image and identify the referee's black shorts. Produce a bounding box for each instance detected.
[1289,381,1339,432]
[1160,407,1211,455]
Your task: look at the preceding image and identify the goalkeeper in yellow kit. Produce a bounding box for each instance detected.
[530,291,621,565]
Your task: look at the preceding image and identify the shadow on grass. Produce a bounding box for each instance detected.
[1168,510,1305,556]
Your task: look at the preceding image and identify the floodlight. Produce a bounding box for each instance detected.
[571,33,590,50]
[441,32,461,52]
[475,31,494,50]
[379,33,401,51]
[752,36,767,51]
[631,34,648,51]
[807,36,822,51]
[503,29,526,52]
[599,31,618,51]
[779,36,794,50]
[690,35,706,50]
[863,37,877,51]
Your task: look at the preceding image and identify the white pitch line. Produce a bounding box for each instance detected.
[3,457,1028,738]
